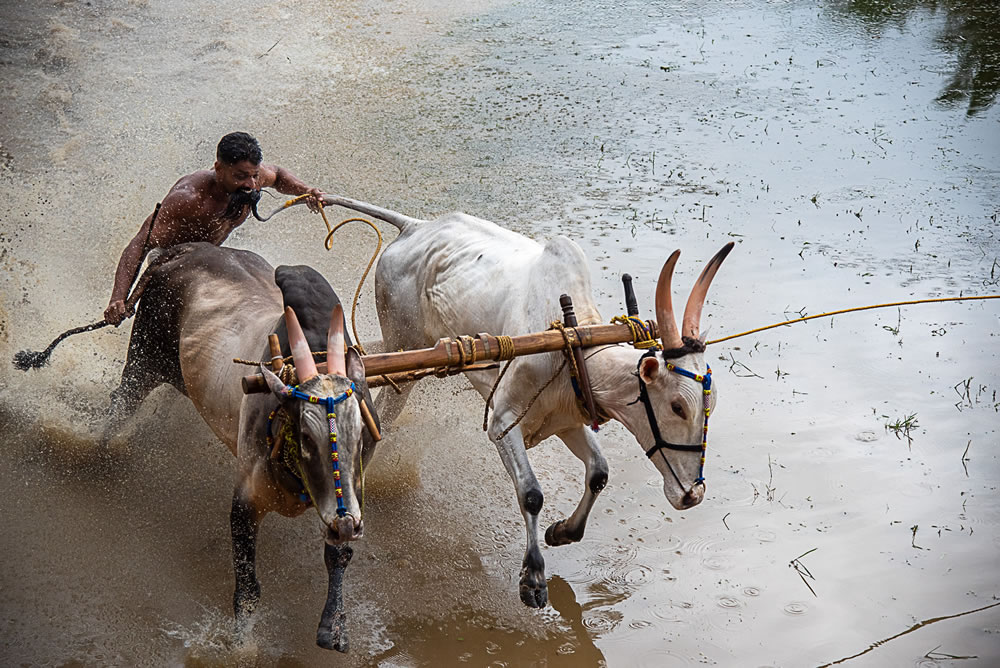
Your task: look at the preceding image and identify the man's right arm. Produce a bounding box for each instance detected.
[104,210,157,325]
[103,186,196,325]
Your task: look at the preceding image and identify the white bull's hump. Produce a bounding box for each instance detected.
[379,213,601,339]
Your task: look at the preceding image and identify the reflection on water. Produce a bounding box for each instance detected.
[370,577,606,667]
[834,0,1000,115]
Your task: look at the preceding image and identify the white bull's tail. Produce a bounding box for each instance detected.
[322,195,424,233]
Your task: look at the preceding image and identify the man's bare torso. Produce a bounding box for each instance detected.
[158,170,249,247]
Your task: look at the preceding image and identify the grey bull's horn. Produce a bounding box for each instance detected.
[681,242,735,340]
[655,250,684,350]
[327,304,347,377]
[285,306,319,382]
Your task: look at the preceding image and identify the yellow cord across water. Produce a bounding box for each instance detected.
[707,294,1000,345]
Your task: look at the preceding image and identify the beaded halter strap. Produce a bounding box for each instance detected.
[266,382,356,515]
[635,349,712,487]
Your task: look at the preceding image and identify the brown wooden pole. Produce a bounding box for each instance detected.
[560,295,600,429]
[358,398,382,442]
[242,321,657,394]
[268,334,283,372]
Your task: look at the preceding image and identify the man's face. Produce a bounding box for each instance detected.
[216,159,263,221]
[216,159,261,194]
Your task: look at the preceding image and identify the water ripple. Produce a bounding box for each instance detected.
[751,528,777,543]
[701,554,733,571]
[678,534,722,557]
[629,647,696,666]
[717,596,743,609]
[582,609,622,634]
[783,602,809,616]
[650,600,692,623]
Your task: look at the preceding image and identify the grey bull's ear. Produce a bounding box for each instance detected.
[261,364,292,403]
[345,347,367,394]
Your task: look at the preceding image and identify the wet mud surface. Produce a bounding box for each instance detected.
[1,0,998,666]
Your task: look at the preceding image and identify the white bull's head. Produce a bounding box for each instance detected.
[601,243,733,511]
[261,304,368,543]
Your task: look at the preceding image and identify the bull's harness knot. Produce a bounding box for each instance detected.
[266,382,356,515]
[610,315,660,350]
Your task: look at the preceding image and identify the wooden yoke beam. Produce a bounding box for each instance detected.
[241,321,658,395]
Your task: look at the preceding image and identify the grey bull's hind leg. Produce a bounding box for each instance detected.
[487,407,548,608]
[316,543,354,652]
[545,427,609,546]
[102,363,160,444]
[230,489,263,631]
[102,294,185,445]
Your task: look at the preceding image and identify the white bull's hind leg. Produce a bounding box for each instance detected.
[487,406,548,608]
[545,427,609,546]
[373,380,416,433]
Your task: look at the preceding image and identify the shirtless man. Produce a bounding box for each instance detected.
[104,131,325,325]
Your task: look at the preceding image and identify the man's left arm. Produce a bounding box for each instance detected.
[262,164,325,210]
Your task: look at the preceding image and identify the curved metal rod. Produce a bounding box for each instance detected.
[253,193,312,222]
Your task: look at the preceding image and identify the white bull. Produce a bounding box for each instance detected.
[324,195,733,608]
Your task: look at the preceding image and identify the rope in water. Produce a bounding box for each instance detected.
[707,294,1000,345]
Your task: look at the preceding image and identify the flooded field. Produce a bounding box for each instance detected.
[1,0,998,666]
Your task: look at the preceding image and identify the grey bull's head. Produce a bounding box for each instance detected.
[261,304,368,544]
[621,242,734,511]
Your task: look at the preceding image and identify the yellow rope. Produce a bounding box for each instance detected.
[610,315,661,350]
[320,212,383,355]
[496,335,515,361]
[320,210,401,394]
[707,294,1000,345]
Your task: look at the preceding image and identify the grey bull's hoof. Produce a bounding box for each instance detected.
[519,568,548,608]
[233,582,261,635]
[317,612,349,652]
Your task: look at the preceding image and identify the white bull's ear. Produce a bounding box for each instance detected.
[639,355,660,384]
[261,364,293,402]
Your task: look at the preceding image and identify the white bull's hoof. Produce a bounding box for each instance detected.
[545,519,585,546]
[519,568,549,608]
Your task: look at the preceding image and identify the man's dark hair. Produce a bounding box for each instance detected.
[217,132,263,165]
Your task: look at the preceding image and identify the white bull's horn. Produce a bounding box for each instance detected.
[655,250,684,350]
[681,242,735,340]
[285,306,318,382]
[327,304,347,377]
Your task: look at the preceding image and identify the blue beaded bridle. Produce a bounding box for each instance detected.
[635,349,712,488]
[266,382,356,516]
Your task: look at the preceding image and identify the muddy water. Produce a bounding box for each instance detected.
[2,0,998,666]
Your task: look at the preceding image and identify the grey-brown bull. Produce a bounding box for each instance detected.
[103,242,378,652]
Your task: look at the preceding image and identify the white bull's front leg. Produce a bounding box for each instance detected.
[545,427,609,546]
[486,406,548,608]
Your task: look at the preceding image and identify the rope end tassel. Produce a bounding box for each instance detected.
[12,349,50,370]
